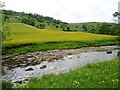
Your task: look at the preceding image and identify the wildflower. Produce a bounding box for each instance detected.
[112,79,115,82]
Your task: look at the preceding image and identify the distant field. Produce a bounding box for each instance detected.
[3,23,117,44]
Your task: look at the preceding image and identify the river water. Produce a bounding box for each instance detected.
[2,50,118,83]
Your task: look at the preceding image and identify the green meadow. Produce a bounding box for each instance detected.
[3,23,117,43]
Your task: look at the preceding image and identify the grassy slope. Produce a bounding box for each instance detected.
[18,57,118,88]
[3,23,117,44]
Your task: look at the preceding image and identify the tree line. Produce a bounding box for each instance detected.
[2,10,69,29]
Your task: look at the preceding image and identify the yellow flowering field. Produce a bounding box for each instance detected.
[3,23,117,44]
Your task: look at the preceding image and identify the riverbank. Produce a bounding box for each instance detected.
[2,45,119,84]
[2,45,119,69]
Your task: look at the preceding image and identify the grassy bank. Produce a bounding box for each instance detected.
[18,57,118,88]
[3,38,118,55]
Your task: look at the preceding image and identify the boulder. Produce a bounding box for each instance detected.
[117,51,120,56]
[67,56,73,59]
[106,51,112,54]
[40,65,47,69]
[25,67,34,71]
[1,66,8,74]
[27,58,32,61]
[78,56,80,58]
[12,79,24,84]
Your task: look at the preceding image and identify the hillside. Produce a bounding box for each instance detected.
[2,10,68,29]
[2,10,119,36]
[3,23,117,44]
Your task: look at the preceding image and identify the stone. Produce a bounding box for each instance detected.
[27,54,32,58]
[20,64,26,66]
[106,51,112,54]
[78,56,80,58]
[2,56,10,60]
[12,79,24,84]
[25,67,34,71]
[24,77,30,81]
[1,66,8,74]
[117,51,120,56]
[48,57,57,62]
[28,58,32,61]
[61,58,65,60]
[27,61,32,65]
[67,56,73,59]
[56,55,63,60]
[41,58,46,61]
[40,65,47,69]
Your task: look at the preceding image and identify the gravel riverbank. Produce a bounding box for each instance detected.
[2,45,119,70]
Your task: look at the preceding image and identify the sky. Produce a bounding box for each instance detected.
[1,0,120,23]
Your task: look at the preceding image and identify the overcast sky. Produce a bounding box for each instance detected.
[1,0,120,23]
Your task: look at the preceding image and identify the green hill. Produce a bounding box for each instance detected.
[2,10,68,29]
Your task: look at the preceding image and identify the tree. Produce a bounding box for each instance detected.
[111,24,120,35]
[0,1,11,41]
[82,25,87,31]
[66,26,70,31]
[113,1,120,24]
[36,23,46,29]
[21,17,35,26]
[98,23,111,34]
[56,25,59,28]
[113,12,120,24]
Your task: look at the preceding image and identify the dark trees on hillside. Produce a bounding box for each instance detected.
[56,25,59,28]
[111,24,120,35]
[62,26,70,31]
[36,24,46,29]
[98,23,111,34]
[21,17,35,26]
[82,25,87,31]
[2,10,67,29]
[66,27,70,31]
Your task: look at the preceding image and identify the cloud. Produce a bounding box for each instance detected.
[1,0,120,23]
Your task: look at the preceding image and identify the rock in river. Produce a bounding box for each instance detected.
[106,51,112,54]
[25,67,34,71]
[40,65,47,69]
[117,51,120,56]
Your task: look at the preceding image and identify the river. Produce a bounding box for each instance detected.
[2,49,118,83]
